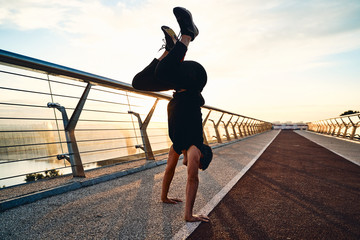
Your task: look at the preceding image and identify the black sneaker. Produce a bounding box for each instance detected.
[173,7,199,41]
[159,26,178,51]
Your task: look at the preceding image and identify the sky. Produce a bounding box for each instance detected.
[1,0,360,123]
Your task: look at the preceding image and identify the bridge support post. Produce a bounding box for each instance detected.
[248,119,254,135]
[209,113,224,143]
[328,120,334,135]
[348,117,358,140]
[128,99,158,161]
[318,122,323,133]
[335,119,343,137]
[253,120,259,134]
[330,119,337,136]
[221,115,233,141]
[320,121,327,134]
[237,118,245,138]
[230,116,240,139]
[243,119,250,136]
[47,83,92,177]
[202,110,212,145]
[341,118,349,138]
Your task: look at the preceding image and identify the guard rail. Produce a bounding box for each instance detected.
[0,49,272,187]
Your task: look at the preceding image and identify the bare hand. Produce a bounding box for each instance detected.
[185,214,210,222]
[161,197,183,204]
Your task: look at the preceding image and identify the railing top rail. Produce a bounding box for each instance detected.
[308,113,360,123]
[0,49,270,123]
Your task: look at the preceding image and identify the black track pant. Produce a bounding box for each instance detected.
[132,42,207,92]
[132,41,207,154]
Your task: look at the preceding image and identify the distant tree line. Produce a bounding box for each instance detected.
[340,110,360,116]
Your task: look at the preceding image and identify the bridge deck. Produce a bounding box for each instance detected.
[0,130,359,239]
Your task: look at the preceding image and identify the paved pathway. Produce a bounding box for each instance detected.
[0,131,279,239]
[188,130,360,240]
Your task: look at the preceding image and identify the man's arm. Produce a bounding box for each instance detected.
[161,145,182,204]
[184,145,210,222]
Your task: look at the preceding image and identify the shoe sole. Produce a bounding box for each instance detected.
[161,26,178,50]
[173,7,199,40]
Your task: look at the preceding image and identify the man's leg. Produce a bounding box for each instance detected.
[161,145,183,204]
[132,26,178,91]
[155,36,207,92]
[155,40,188,88]
[132,54,175,91]
[184,145,210,222]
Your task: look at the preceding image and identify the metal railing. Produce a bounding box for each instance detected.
[0,49,272,187]
[307,113,360,141]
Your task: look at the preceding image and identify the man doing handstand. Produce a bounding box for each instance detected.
[132,7,213,222]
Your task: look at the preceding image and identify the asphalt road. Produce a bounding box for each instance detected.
[188,130,360,240]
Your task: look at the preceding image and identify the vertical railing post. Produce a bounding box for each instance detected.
[47,83,92,177]
[128,98,159,161]
[309,122,314,132]
[244,119,250,135]
[243,118,250,136]
[262,122,266,132]
[348,117,357,140]
[313,122,318,132]
[253,120,258,134]
[323,121,327,133]
[237,118,245,138]
[230,116,240,139]
[330,119,336,135]
[259,121,263,133]
[327,120,333,135]
[266,122,270,131]
[250,119,255,135]
[248,120,254,135]
[256,121,261,133]
[202,110,212,145]
[325,120,330,135]
[247,119,254,135]
[257,121,262,133]
[317,121,322,133]
[221,115,233,141]
[341,118,349,138]
[335,119,342,137]
[317,122,322,133]
[253,120,259,134]
[263,121,269,132]
[321,120,326,134]
[209,113,224,143]
[308,122,313,131]
[318,121,323,133]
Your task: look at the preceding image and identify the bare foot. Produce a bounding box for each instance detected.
[161,197,183,204]
[185,214,210,222]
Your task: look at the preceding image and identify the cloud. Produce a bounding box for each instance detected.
[193,0,360,75]
[1,0,360,121]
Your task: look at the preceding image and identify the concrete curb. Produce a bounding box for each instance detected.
[0,159,167,212]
